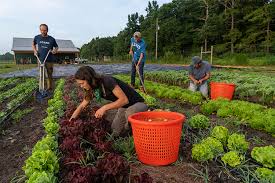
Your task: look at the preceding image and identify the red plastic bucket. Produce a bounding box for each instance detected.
[128,111,185,166]
[210,82,235,100]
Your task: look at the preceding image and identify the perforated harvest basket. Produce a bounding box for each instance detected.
[210,82,236,100]
[128,111,185,166]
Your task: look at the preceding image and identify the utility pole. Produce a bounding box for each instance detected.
[155,18,159,60]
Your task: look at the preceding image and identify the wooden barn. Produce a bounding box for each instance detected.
[11,37,80,64]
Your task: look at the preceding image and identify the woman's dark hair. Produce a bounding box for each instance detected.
[74,66,102,89]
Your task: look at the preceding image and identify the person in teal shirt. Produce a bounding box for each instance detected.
[129,32,146,92]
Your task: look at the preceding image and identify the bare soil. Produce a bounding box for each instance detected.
[0,96,48,183]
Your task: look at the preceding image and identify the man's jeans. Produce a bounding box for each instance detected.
[189,81,208,98]
[131,61,144,86]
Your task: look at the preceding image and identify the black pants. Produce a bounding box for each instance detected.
[131,61,144,86]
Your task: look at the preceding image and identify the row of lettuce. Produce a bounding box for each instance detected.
[117,75,275,135]
[0,78,37,124]
[201,99,275,136]
[21,77,149,182]
[131,71,275,182]
[117,74,275,181]
[22,79,65,182]
[116,75,275,136]
[20,73,275,182]
[189,117,275,182]
[145,70,275,104]
[0,78,20,91]
[115,75,203,105]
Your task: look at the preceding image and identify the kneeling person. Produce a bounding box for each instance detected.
[188,56,211,98]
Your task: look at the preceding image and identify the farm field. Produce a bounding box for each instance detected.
[0,63,37,75]
[1,0,275,182]
[0,66,274,183]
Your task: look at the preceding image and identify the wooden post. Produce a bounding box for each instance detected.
[155,18,159,60]
[210,46,213,64]
[13,52,16,64]
[200,47,203,59]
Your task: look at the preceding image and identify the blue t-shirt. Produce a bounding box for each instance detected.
[33,35,58,63]
[130,37,146,63]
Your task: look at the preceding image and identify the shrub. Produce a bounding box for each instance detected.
[234,53,248,65]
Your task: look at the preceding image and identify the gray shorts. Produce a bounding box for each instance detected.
[110,102,148,136]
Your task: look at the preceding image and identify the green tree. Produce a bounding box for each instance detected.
[80,0,275,60]
[0,52,14,60]
[80,37,114,61]
[243,1,275,53]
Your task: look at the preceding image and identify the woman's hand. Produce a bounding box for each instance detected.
[94,85,129,118]
[95,106,107,118]
[70,99,89,121]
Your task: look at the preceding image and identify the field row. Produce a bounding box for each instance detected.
[145,70,275,104]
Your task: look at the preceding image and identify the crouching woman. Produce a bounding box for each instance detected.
[70,66,148,136]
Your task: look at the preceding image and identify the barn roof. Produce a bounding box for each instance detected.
[12,37,80,53]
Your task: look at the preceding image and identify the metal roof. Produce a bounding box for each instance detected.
[12,37,80,53]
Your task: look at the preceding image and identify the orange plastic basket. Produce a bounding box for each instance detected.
[128,111,185,166]
[210,82,236,100]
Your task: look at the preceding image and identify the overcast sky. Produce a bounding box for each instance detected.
[0,0,172,54]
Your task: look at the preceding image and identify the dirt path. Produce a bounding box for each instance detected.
[130,163,204,183]
[0,97,48,182]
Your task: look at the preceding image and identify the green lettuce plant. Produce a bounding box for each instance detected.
[221,151,244,167]
[189,114,210,129]
[192,143,214,162]
[251,146,275,168]
[210,126,229,145]
[227,133,249,153]
[27,171,57,183]
[255,167,275,183]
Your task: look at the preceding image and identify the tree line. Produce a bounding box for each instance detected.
[80,0,275,61]
[0,52,13,61]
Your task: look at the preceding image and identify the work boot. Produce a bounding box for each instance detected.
[47,78,54,91]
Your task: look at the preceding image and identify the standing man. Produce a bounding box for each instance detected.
[129,32,146,92]
[32,24,58,91]
[188,56,211,98]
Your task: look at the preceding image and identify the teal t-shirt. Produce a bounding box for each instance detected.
[130,37,146,63]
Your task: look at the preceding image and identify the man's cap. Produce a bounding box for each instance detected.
[133,32,142,38]
[192,56,202,65]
